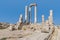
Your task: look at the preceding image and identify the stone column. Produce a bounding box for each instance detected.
[34,4,37,23]
[29,7,31,24]
[50,10,53,16]
[15,14,23,30]
[49,10,53,26]
[25,6,28,24]
[48,16,51,25]
[42,15,44,27]
[46,20,49,26]
[44,20,50,32]
[29,3,37,24]
[50,10,53,23]
[19,14,23,23]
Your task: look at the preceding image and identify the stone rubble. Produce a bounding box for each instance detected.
[0,3,60,40]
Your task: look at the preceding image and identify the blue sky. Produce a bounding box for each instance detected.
[0,0,60,25]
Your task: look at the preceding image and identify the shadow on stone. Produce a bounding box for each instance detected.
[0,38,7,40]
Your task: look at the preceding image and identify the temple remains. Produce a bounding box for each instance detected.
[0,3,60,40]
[11,3,53,30]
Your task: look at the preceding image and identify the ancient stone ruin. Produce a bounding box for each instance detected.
[0,3,60,40]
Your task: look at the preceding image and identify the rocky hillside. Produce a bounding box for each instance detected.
[0,22,10,29]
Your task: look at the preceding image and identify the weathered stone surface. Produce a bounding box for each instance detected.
[0,29,52,40]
